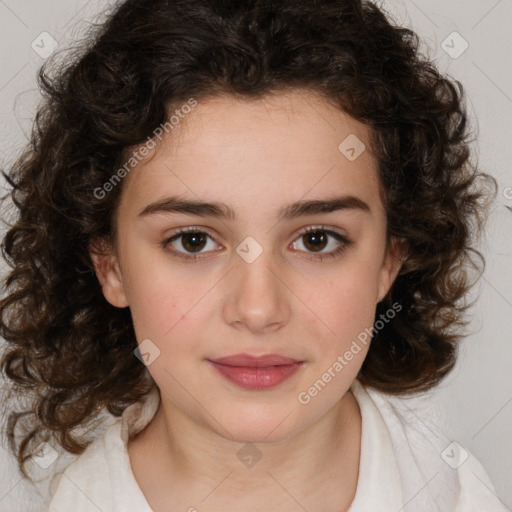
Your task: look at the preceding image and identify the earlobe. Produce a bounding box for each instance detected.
[89,238,129,308]
[377,237,407,302]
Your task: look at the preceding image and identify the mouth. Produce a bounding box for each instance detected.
[207,353,304,390]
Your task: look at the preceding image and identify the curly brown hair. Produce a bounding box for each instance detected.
[0,0,496,478]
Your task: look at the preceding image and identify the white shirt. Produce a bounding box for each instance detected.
[1,379,507,512]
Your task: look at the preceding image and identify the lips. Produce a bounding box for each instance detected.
[210,354,301,367]
[207,353,304,390]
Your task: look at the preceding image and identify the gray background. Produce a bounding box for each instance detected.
[0,0,511,507]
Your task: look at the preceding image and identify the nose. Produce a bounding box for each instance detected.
[222,248,291,335]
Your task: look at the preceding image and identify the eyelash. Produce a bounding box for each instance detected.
[161,225,353,262]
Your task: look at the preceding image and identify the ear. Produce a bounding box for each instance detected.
[89,237,129,308]
[377,237,407,302]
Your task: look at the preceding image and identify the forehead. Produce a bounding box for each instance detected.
[120,90,383,218]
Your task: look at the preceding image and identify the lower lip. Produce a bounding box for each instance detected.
[208,361,303,390]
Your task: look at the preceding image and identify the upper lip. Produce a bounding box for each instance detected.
[209,353,302,367]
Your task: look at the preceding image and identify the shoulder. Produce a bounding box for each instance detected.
[48,385,160,511]
[351,380,507,512]
[455,451,507,511]
[48,419,125,511]
[0,443,49,512]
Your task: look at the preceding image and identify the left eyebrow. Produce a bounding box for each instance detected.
[279,195,371,219]
[138,194,371,220]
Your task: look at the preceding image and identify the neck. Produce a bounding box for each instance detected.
[129,389,361,511]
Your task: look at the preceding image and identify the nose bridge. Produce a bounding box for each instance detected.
[223,236,290,331]
[235,239,281,303]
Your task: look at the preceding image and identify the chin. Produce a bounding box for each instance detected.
[210,407,304,446]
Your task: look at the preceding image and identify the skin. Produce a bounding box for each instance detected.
[91,89,405,512]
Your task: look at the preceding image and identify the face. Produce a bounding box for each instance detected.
[91,89,403,444]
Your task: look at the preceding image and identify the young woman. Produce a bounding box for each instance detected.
[0,0,506,510]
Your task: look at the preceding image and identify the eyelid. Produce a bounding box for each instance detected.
[161,224,352,261]
[161,226,223,260]
[294,224,347,239]
[290,225,352,261]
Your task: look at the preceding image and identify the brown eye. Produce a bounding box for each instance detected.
[291,226,352,261]
[181,232,208,253]
[302,231,328,252]
[162,225,352,263]
[162,228,220,260]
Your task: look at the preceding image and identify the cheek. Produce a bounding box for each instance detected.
[121,254,224,373]
[128,277,202,344]
[126,274,210,385]
[303,260,382,345]
[119,245,199,341]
